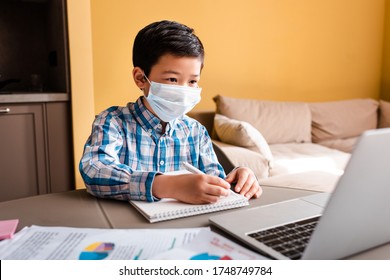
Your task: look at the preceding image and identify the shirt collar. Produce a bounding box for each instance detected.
[129,97,176,136]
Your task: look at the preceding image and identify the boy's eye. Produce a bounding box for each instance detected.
[189,80,199,87]
[166,78,177,83]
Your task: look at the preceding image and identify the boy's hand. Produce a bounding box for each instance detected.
[225,167,262,199]
[153,174,231,204]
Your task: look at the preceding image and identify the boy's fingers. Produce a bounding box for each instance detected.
[207,175,231,189]
[254,186,263,198]
[234,172,248,192]
[242,181,262,199]
[237,175,254,195]
[225,168,238,183]
[205,184,230,197]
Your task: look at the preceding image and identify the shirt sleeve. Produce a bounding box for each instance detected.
[197,125,227,178]
[79,111,159,202]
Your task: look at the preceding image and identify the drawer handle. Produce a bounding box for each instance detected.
[0,108,10,113]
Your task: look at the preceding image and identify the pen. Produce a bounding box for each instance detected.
[181,162,205,174]
[182,162,234,198]
[182,162,232,197]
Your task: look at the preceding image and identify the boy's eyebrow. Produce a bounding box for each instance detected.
[162,70,200,77]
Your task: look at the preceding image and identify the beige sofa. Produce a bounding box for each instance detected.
[188,96,390,193]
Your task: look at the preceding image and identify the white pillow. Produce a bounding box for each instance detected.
[213,95,312,144]
[213,114,274,168]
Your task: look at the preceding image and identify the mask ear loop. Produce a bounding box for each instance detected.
[141,71,153,96]
[140,71,151,91]
[143,71,151,85]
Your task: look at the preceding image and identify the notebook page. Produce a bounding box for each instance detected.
[130,190,249,223]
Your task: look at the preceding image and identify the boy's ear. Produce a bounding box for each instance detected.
[132,67,146,90]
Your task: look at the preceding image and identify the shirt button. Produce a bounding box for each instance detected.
[140,195,146,200]
[159,160,165,166]
[157,124,162,129]
[148,129,152,133]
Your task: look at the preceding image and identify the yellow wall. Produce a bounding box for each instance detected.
[67,0,95,188]
[382,0,390,101]
[69,0,386,188]
[90,0,385,113]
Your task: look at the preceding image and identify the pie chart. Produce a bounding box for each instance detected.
[79,242,115,260]
[190,252,232,260]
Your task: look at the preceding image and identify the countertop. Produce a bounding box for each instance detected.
[0,92,69,103]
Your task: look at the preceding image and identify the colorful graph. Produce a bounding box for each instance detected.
[190,252,232,260]
[79,242,115,260]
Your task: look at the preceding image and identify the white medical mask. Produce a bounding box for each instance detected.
[144,77,202,122]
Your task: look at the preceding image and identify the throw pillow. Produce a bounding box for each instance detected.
[213,114,274,168]
[379,100,390,128]
[310,99,379,142]
[213,95,312,144]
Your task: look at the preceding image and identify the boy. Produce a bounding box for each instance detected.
[79,20,262,204]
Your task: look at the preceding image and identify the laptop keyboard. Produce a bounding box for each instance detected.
[248,216,320,260]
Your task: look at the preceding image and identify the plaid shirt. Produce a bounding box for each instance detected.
[79,97,226,202]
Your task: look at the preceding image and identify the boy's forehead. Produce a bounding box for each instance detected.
[151,54,202,76]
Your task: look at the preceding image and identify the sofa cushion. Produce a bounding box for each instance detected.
[269,142,350,177]
[310,99,379,144]
[213,95,312,144]
[379,100,390,128]
[314,137,359,153]
[212,140,270,179]
[213,114,274,168]
[262,142,350,192]
[260,171,341,193]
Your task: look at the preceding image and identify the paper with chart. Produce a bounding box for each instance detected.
[149,228,269,260]
[0,225,201,260]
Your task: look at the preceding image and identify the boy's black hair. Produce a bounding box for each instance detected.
[133,20,204,77]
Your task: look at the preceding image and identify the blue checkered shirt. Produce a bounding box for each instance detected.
[79,97,226,202]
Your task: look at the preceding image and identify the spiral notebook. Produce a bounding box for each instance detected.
[130,190,249,223]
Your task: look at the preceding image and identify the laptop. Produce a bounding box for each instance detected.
[209,128,390,259]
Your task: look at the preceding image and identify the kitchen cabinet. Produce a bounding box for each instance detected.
[0,0,73,202]
[0,101,74,202]
[0,0,70,94]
